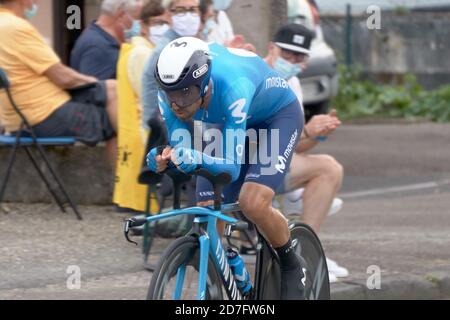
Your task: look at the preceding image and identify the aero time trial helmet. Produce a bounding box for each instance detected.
[155,37,212,108]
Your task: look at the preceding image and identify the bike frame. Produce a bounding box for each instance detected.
[145,204,246,300]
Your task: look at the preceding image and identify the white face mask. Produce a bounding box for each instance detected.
[172,13,201,37]
[149,24,170,44]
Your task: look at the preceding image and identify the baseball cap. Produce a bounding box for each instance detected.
[273,23,315,56]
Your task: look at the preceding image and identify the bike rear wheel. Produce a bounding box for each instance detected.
[290,222,330,300]
[147,236,223,300]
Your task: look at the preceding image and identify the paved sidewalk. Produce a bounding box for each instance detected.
[1,123,449,299]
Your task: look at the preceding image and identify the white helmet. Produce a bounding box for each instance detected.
[155,37,212,107]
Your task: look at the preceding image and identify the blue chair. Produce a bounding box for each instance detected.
[0,67,82,220]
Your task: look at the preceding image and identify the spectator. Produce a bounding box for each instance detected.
[70,0,143,80]
[129,0,172,109]
[199,0,255,51]
[264,23,348,282]
[113,0,170,213]
[140,0,172,47]
[141,0,202,128]
[0,0,118,168]
[141,0,203,208]
[200,0,233,44]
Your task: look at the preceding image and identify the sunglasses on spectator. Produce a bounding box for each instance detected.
[170,6,200,15]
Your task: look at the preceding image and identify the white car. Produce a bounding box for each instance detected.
[288,0,339,120]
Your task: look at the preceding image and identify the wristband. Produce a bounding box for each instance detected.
[314,135,328,142]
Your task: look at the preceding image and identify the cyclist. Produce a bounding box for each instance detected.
[147,37,306,300]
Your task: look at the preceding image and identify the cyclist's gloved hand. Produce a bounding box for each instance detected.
[146,147,160,172]
[171,147,201,174]
[147,146,173,173]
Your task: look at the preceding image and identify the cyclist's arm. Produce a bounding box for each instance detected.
[195,78,255,181]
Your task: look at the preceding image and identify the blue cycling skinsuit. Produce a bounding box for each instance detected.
[156,43,304,203]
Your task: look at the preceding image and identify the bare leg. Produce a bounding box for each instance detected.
[103,80,118,170]
[239,182,289,248]
[286,153,343,233]
[106,137,118,171]
[104,80,117,132]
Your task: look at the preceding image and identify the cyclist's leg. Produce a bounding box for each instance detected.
[280,153,343,233]
[237,100,306,299]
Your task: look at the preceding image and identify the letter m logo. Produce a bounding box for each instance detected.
[171,41,188,48]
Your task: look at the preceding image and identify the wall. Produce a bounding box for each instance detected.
[227,0,287,56]
[320,11,450,89]
[30,0,53,46]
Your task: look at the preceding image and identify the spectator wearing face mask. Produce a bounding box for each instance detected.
[113,0,172,214]
[141,0,203,127]
[200,0,233,44]
[200,0,256,52]
[128,0,172,106]
[265,24,348,283]
[70,0,143,80]
[140,0,202,211]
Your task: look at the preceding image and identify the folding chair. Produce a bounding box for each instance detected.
[0,67,82,220]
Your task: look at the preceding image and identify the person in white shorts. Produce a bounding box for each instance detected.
[264,23,348,283]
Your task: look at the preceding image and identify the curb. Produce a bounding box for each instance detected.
[330,270,450,300]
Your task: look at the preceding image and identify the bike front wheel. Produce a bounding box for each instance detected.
[290,222,331,300]
[147,236,223,300]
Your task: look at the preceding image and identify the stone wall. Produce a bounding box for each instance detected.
[0,144,113,205]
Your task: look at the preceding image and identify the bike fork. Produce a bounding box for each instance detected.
[197,235,210,300]
[171,235,210,300]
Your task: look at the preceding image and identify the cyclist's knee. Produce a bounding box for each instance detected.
[239,183,273,221]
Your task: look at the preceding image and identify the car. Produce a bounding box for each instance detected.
[287,0,339,121]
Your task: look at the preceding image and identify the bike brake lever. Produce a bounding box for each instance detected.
[124,219,138,246]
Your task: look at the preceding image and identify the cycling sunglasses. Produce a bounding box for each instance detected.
[163,85,202,109]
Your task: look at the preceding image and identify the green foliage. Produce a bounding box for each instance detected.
[333,65,450,122]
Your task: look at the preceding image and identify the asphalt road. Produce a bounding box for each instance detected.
[0,123,449,300]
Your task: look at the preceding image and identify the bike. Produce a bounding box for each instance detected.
[124,167,330,300]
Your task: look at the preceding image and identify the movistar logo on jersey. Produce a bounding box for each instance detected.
[275,129,298,174]
[228,99,247,124]
[265,76,289,90]
[275,156,287,174]
[193,64,209,79]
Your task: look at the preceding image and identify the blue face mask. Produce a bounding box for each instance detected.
[213,0,233,11]
[274,57,302,80]
[124,20,141,39]
[24,3,39,19]
[202,18,217,39]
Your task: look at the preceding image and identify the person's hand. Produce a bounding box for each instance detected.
[147,146,172,173]
[305,109,341,138]
[225,35,257,53]
[86,76,98,83]
[170,147,201,174]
